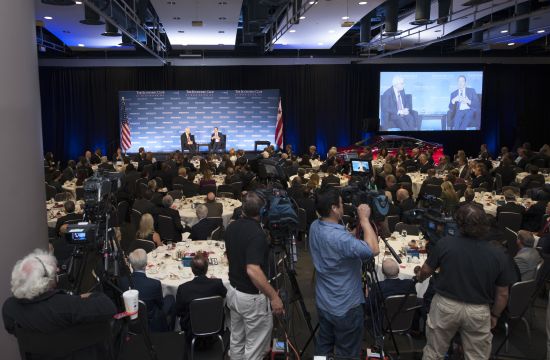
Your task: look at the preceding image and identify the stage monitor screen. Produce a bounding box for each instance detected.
[379,71,483,132]
[351,159,371,175]
[119,90,279,152]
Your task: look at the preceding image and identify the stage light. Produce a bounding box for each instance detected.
[102,22,121,37]
[80,4,104,25]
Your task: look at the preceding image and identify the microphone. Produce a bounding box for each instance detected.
[381,237,402,264]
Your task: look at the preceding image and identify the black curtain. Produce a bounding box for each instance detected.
[39,64,550,163]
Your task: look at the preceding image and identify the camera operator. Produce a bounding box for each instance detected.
[415,203,515,359]
[224,192,284,360]
[309,188,379,358]
[2,249,117,359]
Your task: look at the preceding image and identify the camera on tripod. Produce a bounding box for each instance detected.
[340,186,390,223]
[257,187,298,246]
[402,208,458,250]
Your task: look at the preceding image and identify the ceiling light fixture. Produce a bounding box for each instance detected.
[300,16,306,20]
[318,42,324,45]
[507,42,515,46]
[328,30,335,33]
[358,1,367,4]
[537,29,545,33]
[342,16,350,20]
[78,43,85,47]
[44,16,53,20]
[289,29,296,33]
[500,29,508,34]
[75,1,82,3]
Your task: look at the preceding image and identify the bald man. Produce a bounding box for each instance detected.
[380,75,418,131]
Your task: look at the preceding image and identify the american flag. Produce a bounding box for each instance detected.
[275,98,283,149]
[120,97,131,151]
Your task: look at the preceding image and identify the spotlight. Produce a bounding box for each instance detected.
[101,22,121,37]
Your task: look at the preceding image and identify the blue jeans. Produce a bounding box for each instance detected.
[316,305,364,357]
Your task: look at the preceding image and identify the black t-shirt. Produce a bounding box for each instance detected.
[426,234,515,304]
[224,218,269,294]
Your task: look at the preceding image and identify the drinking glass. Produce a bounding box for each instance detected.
[401,229,407,239]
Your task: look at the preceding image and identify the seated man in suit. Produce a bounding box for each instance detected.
[190,205,219,240]
[496,190,526,217]
[395,167,412,185]
[493,157,517,187]
[210,127,223,152]
[418,154,434,174]
[97,156,115,172]
[380,75,419,131]
[514,230,542,281]
[457,187,483,209]
[119,249,175,331]
[365,258,416,322]
[396,188,416,214]
[448,75,480,130]
[385,175,400,201]
[157,195,187,242]
[90,148,102,165]
[175,253,227,339]
[55,200,83,236]
[181,127,197,153]
[133,190,158,219]
[204,192,223,218]
[2,250,116,359]
[61,160,76,183]
[321,166,341,188]
[520,166,546,193]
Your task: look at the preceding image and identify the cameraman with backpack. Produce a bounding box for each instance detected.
[309,188,380,357]
[224,192,284,360]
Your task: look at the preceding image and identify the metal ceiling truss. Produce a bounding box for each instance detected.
[263,0,314,52]
[360,0,544,58]
[83,0,168,63]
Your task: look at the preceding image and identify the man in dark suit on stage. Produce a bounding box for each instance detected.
[380,76,419,131]
[181,127,197,153]
[210,127,223,152]
[175,253,227,337]
[448,75,480,130]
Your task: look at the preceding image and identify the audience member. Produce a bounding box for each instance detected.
[157,195,185,242]
[204,192,223,218]
[175,253,227,338]
[440,181,459,215]
[396,188,415,214]
[190,204,219,240]
[496,190,525,217]
[120,249,175,331]
[54,200,83,236]
[136,213,162,248]
[514,230,542,281]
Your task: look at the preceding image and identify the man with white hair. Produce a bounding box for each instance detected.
[119,249,175,331]
[514,230,542,281]
[365,259,417,312]
[2,249,116,355]
[98,156,114,171]
[181,127,197,153]
[156,195,186,242]
[380,75,418,131]
[190,204,219,240]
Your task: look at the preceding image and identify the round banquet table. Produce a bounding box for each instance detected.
[46,199,84,228]
[191,158,221,170]
[374,233,430,298]
[193,174,226,187]
[515,172,550,184]
[459,191,536,217]
[61,179,80,198]
[146,241,229,297]
[173,196,240,227]
[288,172,349,187]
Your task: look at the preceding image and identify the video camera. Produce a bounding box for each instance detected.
[340,185,389,223]
[403,208,457,250]
[256,187,298,244]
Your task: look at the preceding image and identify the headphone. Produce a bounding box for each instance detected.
[34,257,50,279]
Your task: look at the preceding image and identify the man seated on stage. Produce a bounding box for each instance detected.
[210,127,223,152]
[175,253,227,339]
[380,75,419,131]
[119,249,175,331]
[181,127,197,153]
[448,75,480,130]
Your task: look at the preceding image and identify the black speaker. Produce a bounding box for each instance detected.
[359,16,372,44]
[437,0,452,24]
[80,4,104,25]
[101,22,121,37]
[411,0,435,25]
[383,0,400,36]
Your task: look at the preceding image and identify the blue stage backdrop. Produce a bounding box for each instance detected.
[119,89,280,152]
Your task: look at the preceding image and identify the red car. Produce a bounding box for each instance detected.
[337,135,444,164]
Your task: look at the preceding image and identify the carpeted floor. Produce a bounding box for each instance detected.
[120,243,549,360]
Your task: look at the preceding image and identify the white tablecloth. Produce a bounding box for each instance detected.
[374,233,430,298]
[193,174,226,187]
[62,180,79,198]
[459,192,535,217]
[46,200,84,228]
[289,172,349,187]
[173,196,240,227]
[515,172,550,184]
[191,158,221,170]
[146,241,229,297]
